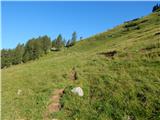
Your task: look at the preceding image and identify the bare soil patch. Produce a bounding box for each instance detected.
[44,88,64,120]
[99,50,117,58]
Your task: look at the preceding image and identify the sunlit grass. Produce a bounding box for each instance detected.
[2,12,160,120]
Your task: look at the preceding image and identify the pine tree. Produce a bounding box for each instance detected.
[55,34,63,50]
[152,4,160,12]
[71,31,77,46]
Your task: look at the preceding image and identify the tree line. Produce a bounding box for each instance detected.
[1,32,78,69]
[152,4,160,12]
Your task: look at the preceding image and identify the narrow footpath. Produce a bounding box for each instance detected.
[44,89,64,120]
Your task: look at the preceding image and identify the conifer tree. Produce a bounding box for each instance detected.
[55,34,63,50]
[71,31,77,46]
[152,4,160,12]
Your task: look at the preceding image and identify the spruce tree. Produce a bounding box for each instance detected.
[55,34,63,50]
[152,4,160,12]
[71,31,77,46]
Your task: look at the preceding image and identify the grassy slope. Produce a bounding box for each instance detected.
[2,12,160,120]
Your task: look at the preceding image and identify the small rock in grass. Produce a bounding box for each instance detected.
[71,87,84,96]
[17,89,22,95]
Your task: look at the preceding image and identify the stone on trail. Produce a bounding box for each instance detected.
[17,89,22,95]
[71,87,84,96]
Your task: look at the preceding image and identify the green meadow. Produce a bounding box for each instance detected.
[2,11,160,120]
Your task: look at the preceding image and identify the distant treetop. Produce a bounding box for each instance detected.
[152,4,160,12]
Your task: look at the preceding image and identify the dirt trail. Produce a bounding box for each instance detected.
[44,88,64,120]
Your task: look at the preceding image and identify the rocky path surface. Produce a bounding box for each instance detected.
[44,88,64,120]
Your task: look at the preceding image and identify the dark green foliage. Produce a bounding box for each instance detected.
[51,34,66,50]
[152,4,160,12]
[1,48,23,68]
[65,32,77,48]
[23,37,47,61]
[71,31,77,46]
[1,34,58,68]
[23,38,38,61]
[33,39,43,59]
[52,39,56,47]
[2,36,52,68]
[12,43,24,65]
[54,34,63,50]
[1,49,13,68]
[40,35,52,54]
[123,21,140,32]
[124,22,137,28]
[22,50,30,63]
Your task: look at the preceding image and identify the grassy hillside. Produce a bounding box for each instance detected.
[2,11,160,120]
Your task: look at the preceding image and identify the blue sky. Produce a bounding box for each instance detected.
[1,1,158,49]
